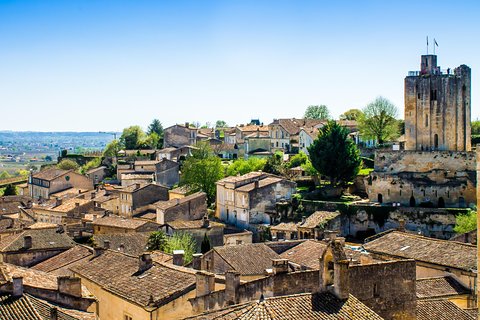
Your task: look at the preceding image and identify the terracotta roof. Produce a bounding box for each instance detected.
[216,171,265,184]
[301,126,319,140]
[167,220,224,230]
[32,168,69,181]
[92,216,157,230]
[236,125,269,133]
[416,276,471,299]
[134,160,160,166]
[0,263,92,298]
[464,309,478,319]
[212,243,280,276]
[169,185,192,195]
[280,240,327,270]
[186,292,383,319]
[0,293,95,320]
[93,232,151,255]
[53,198,92,212]
[270,222,298,233]
[235,176,284,193]
[154,192,206,211]
[69,250,196,308]
[150,250,173,264]
[0,228,75,252]
[270,118,325,135]
[31,245,93,275]
[363,231,477,272]
[298,211,340,229]
[0,218,31,232]
[244,131,270,139]
[416,299,475,320]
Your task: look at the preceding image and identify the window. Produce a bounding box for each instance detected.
[425,114,428,127]
[124,315,133,320]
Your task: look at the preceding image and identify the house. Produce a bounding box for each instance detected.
[223,229,253,246]
[243,129,272,158]
[363,231,477,299]
[155,191,207,224]
[298,126,319,155]
[163,123,197,148]
[156,146,192,162]
[216,172,296,229]
[235,124,269,158]
[0,217,31,240]
[134,159,180,187]
[162,216,225,252]
[201,243,281,280]
[70,249,198,319]
[0,195,33,219]
[0,227,75,267]
[118,183,169,217]
[93,232,152,255]
[270,222,298,240]
[28,168,93,200]
[32,196,97,224]
[0,263,97,317]
[168,185,192,200]
[416,275,474,309]
[31,245,94,276]
[269,118,324,153]
[296,211,341,239]
[92,216,161,234]
[85,166,108,185]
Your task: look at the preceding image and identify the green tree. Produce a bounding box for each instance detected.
[304,105,330,120]
[264,151,283,175]
[81,158,102,174]
[340,109,363,121]
[3,184,17,196]
[57,159,80,171]
[147,119,164,136]
[226,157,266,176]
[145,132,161,150]
[181,142,224,206]
[471,120,480,135]
[201,233,211,254]
[286,152,308,168]
[44,155,53,162]
[0,171,11,179]
[454,210,477,234]
[16,169,30,178]
[147,231,168,251]
[165,232,197,265]
[215,120,227,128]
[359,97,400,144]
[103,140,122,157]
[120,125,145,150]
[307,121,361,187]
[301,158,318,176]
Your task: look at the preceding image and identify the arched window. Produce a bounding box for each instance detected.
[409,196,416,207]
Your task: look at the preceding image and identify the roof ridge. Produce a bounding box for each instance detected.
[391,231,477,248]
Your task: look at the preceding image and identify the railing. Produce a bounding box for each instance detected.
[408,68,453,77]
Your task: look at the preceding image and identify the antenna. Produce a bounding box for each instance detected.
[426,36,429,54]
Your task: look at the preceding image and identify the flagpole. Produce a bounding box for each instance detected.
[426,36,429,54]
[433,38,436,55]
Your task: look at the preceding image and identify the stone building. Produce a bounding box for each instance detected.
[92,216,161,234]
[163,123,198,148]
[269,118,324,154]
[405,55,471,152]
[367,54,475,208]
[155,192,207,224]
[118,183,169,218]
[28,168,93,200]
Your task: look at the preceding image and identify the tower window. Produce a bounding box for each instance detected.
[425,114,428,127]
[417,93,421,99]
[430,90,437,101]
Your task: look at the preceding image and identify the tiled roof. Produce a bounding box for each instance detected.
[0,293,95,320]
[27,222,58,229]
[69,250,196,308]
[0,228,75,252]
[236,125,269,133]
[416,276,471,299]
[270,118,325,135]
[85,166,106,175]
[298,211,340,229]
[0,263,92,298]
[92,216,155,229]
[154,192,206,210]
[216,171,266,185]
[280,240,327,270]
[363,231,477,272]
[416,300,475,320]
[93,232,151,255]
[0,218,31,232]
[32,168,69,181]
[169,185,192,195]
[167,220,224,230]
[186,292,383,319]
[53,198,92,212]
[235,177,284,193]
[464,309,478,319]
[270,222,298,232]
[31,245,93,275]
[150,250,173,264]
[212,243,280,276]
[302,127,320,140]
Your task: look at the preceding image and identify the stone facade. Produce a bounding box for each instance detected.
[155,192,207,224]
[163,123,197,148]
[118,183,169,218]
[405,55,471,152]
[29,168,93,200]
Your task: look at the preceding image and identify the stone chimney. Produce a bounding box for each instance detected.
[202,215,210,228]
[333,260,350,300]
[103,240,110,249]
[55,198,63,207]
[58,276,82,298]
[156,210,165,225]
[324,230,338,241]
[12,276,23,297]
[192,253,203,270]
[23,235,32,249]
[195,271,215,297]
[173,250,185,266]
[138,253,153,273]
[254,179,259,189]
[301,216,306,225]
[135,183,141,190]
[272,259,289,274]
[398,218,406,232]
[225,270,240,305]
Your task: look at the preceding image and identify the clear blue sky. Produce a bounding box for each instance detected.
[1,0,479,131]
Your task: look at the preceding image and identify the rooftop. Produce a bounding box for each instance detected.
[32,168,69,181]
[93,232,151,255]
[279,240,327,270]
[31,245,93,276]
[167,219,224,230]
[298,211,340,229]
[0,228,75,252]
[235,176,284,193]
[363,231,477,272]
[416,299,475,320]
[416,276,471,299]
[153,191,206,211]
[92,216,157,230]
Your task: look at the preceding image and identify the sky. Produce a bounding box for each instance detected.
[0,0,479,132]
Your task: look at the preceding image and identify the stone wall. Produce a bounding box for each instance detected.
[132,185,169,210]
[1,249,68,267]
[157,192,207,223]
[164,125,196,148]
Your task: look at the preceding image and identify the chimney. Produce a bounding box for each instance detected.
[202,215,210,228]
[272,259,289,274]
[91,192,95,200]
[156,209,165,225]
[138,253,153,272]
[23,235,32,249]
[301,216,306,225]
[93,247,104,257]
[135,183,141,190]
[225,270,240,305]
[173,250,185,266]
[333,260,350,300]
[398,218,406,232]
[12,276,23,297]
[58,276,82,298]
[324,230,338,241]
[103,240,110,249]
[192,253,203,270]
[185,122,190,128]
[195,271,215,297]
[75,202,80,208]
[55,198,62,207]
[254,179,259,189]
[50,308,58,320]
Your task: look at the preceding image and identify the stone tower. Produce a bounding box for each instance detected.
[404,55,471,151]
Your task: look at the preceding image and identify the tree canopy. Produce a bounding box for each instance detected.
[120,126,145,150]
[226,157,266,176]
[304,105,330,120]
[103,140,121,157]
[358,97,400,144]
[454,210,477,234]
[181,142,224,206]
[215,120,228,128]
[147,231,197,264]
[57,159,80,171]
[307,121,361,187]
[3,184,17,196]
[340,109,363,121]
[147,119,163,137]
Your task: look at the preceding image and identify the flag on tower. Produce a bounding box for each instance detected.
[434,39,438,47]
